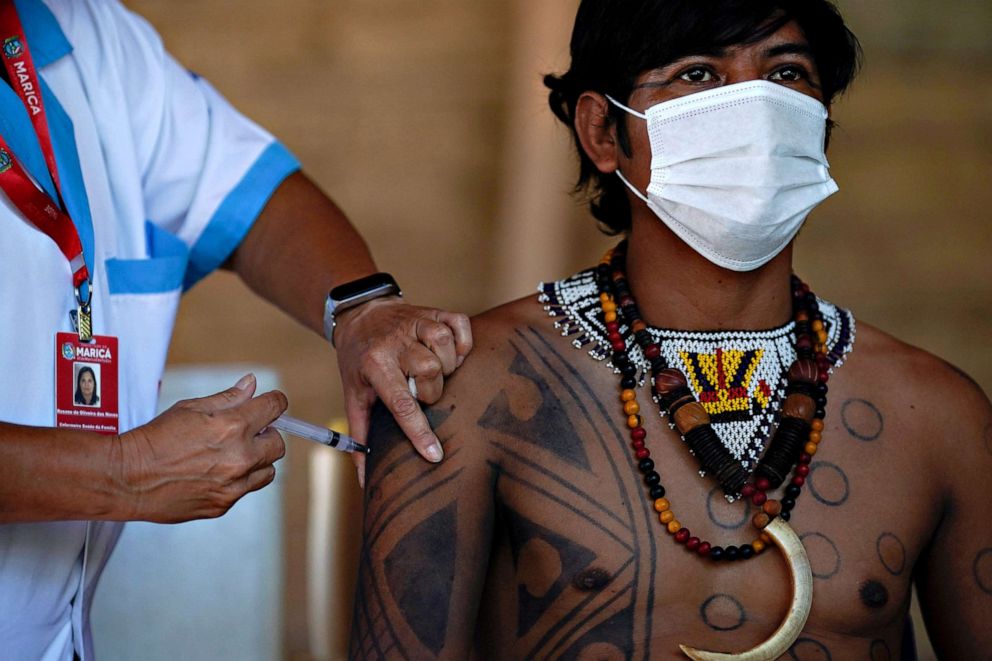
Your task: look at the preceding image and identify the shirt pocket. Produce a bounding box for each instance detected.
[104,222,189,431]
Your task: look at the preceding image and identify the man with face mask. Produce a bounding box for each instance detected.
[351,1,991,658]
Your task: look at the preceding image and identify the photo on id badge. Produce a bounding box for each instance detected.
[72,362,101,408]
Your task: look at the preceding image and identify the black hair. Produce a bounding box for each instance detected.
[75,365,99,406]
[545,0,863,234]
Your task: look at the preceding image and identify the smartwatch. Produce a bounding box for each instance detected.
[323,272,402,346]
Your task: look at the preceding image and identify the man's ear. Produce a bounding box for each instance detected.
[575,92,620,175]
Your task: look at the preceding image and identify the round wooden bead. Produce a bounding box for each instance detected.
[811,419,824,432]
[755,477,771,492]
[760,532,772,544]
[674,528,690,544]
[782,393,816,421]
[627,415,640,429]
[603,301,617,313]
[752,512,770,529]
[667,520,681,534]
[697,542,712,556]
[751,539,766,554]
[804,441,819,455]
[787,358,819,385]
[599,293,610,304]
[673,402,710,433]
[653,369,688,395]
[632,320,648,333]
[623,401,640,416]
[751,491,767,506]
[809,431,822,444]
[762,500,783,517]
[604,311,618,323]
[660,510,674,524]
[621,389,636,402]
[686,537,701,551]
[653,498,670,512]
[631,427,647,441]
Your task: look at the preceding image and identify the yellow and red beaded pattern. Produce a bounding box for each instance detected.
[597,247,832,561]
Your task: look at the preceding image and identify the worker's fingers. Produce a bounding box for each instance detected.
[350,451,367,490]
[250,426,287,471]
[362,360,442,463]
[400,342,444,405]
[436,311,473,366]
[242,465,277,495]
[238,390,289,435]
[414,317,458,376]
[191,373,257,413]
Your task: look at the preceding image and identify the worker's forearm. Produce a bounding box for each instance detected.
[228,171,379,336]
[0,422,125,523]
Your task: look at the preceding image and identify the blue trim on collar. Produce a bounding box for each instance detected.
[12,0,72,67]
[39,76,95,281]
[183,142,300,291]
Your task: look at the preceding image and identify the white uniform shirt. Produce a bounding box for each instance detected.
[0,1,299,659]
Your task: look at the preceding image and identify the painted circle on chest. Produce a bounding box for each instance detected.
[875,533,906,576]
[799,531,841,580]
[807,461,850,507]
[840,399,884,441]
[788,637,832,660]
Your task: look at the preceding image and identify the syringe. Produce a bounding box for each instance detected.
[270,414,369,454]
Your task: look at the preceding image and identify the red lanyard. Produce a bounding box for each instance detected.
[0,0,89,291]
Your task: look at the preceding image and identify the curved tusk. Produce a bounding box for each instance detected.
[679,518,813,661]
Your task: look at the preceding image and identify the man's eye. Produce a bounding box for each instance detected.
[770,66,806,82]
[679,67,714,83]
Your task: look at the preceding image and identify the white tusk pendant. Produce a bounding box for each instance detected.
[679,518,813,661]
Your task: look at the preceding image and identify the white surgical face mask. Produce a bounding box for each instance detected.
[607,80,839,271]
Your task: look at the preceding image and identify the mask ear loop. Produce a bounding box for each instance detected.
[603,95,650,204]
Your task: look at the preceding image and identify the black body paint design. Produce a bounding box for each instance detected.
[384,503,459,655]
[559,604,635,660]
[424,404,455,432]
[799,531,841,580]
[478,349,592,470]
[840,399,883,441]
[502,503,598,637]
[700,594,746,632]
[973,547,992,596]
[859,580,889,609]
[876,533,906,577]
[807,461,850,507]
[707,485,750,530]
[788,637,832,660]
[869,639,893,661]
[520,329,659,659]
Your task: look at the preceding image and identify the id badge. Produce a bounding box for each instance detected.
[55,332,119,435]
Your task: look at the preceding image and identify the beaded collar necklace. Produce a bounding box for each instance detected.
[539,242,855,563]
[539,256,854,480]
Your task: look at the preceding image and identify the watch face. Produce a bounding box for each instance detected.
[330,273,400,305]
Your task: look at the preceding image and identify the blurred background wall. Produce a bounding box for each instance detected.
[119,1,991,658]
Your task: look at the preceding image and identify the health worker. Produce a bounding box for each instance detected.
[0,1,471,659]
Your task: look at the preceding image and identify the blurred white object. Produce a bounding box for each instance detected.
[90,366,283,661]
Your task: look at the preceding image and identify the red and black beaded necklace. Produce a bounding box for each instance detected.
[597,242,831,562]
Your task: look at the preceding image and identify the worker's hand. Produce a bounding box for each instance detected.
[333,297,472,487]
[114,373,287,523]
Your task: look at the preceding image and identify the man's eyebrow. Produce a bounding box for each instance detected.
[765,42,815,59]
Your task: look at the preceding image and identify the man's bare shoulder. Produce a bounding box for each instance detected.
[847,321,988,403]
[839,320,990,454]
